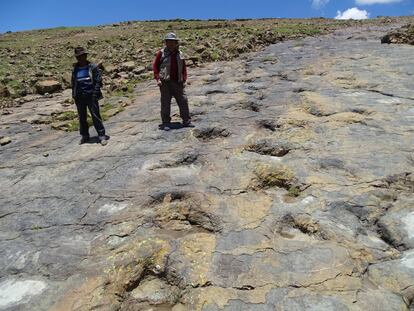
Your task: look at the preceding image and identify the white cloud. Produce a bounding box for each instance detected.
[335,7,370,19]
[312,0,330,9]
[356,0,402,4]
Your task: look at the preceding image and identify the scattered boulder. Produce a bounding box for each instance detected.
[187,56,199,67]
[104,65,118,74]
[381,24,414,45]
[0,84,10,97]
[116,72,129,80]
[120,61,135,72]
[61,73,72,88]
[133,66,146,75]
[195,45,206,53]
[35,80,62,95]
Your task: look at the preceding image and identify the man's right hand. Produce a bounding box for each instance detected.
[157,80,162,87]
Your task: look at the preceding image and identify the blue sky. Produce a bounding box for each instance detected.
[0,0,413,32]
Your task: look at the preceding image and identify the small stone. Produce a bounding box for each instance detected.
[153,265,162,274]
[43,153,49,157]
[0,137,12,146]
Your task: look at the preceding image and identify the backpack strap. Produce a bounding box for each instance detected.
[158,49,169,71]
[88,64,95,85]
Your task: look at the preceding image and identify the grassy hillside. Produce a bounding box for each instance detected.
[0,17,410,108]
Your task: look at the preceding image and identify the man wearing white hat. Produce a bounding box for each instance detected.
[153,33,192,131]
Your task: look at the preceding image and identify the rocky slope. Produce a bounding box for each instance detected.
[0,21,414,311]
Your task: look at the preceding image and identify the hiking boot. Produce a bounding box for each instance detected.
[182,120,194,128]
[159,124,171,131]
[79,136,89,145]
[99,135,109,146]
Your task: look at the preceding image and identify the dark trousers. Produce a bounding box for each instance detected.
[74,94,105,138]
[159,81,190,124]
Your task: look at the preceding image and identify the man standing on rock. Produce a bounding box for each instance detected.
[72,46,109,145]
[153,33,193,131]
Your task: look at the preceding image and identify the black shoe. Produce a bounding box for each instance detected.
[182,120,194,128]
[99,135,109,146]
[79,136,90,145]
[159,124,171,131]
